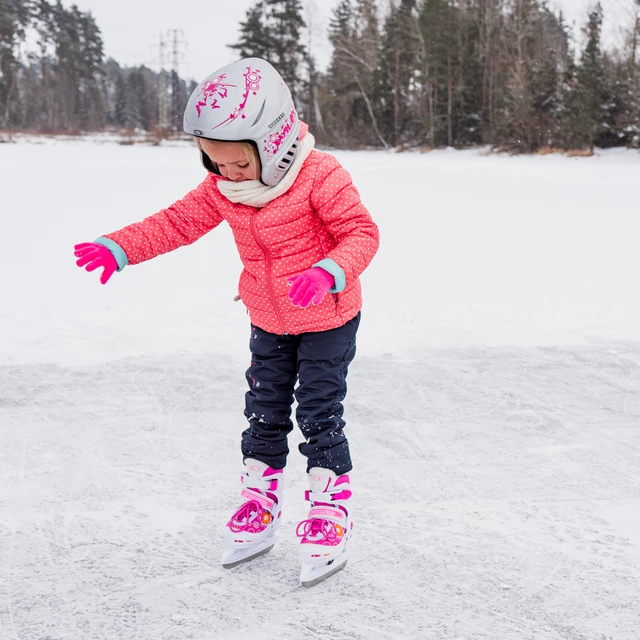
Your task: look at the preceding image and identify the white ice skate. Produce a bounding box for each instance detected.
[297,467,353,587]
[221,459,283,568]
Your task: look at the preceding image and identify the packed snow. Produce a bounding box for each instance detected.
[1,137,639,640]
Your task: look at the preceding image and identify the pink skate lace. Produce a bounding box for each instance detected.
[296,517,345,547]
[227,500,272,534]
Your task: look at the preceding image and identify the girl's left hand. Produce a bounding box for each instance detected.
[74,242,118,285]
[287,267,335,308]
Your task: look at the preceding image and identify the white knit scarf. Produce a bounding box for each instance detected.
[217,133,315,208]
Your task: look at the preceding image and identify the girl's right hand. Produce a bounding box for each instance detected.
[287,267,335,308]
[74,242,117,285]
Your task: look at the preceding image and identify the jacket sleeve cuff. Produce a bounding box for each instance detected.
[313,258,346,293]
[94,237,128,272]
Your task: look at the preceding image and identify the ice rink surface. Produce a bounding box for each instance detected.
[1,138,639,639]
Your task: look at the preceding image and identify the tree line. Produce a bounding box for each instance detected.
[1,0,639,152]
[233,0,640,151]
[0,0,193,133]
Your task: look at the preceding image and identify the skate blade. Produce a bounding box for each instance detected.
[300,556,348,587]
[221,542,275,569]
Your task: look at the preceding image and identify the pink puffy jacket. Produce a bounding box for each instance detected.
[103,127,379,335]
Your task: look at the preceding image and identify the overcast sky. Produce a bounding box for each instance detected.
[67,0,636,83]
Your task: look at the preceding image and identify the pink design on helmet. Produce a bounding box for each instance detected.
[195,74,236,118]
[183,57,300,186]
[263,107,297,159]
[212,66,262,130]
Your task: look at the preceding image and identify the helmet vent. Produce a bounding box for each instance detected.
[251,99,267,127]
[277,143,300,171]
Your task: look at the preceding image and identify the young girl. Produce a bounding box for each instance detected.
[74,57,379,587]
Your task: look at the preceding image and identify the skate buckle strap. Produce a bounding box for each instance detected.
[241,473,280,492]
[241,488,275,511]
[308,506,345,521]
[305,488,352,503]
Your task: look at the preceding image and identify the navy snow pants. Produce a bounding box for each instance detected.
[242,313,360,474]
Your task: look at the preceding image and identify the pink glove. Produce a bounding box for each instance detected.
[288,267,335,308]
[74,242,118,285]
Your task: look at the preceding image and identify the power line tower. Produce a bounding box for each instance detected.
[167,29,186,130]
[157,33,168,131]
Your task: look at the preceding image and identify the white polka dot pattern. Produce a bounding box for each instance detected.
[104,147,380,335]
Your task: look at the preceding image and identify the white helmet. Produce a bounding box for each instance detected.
[183,57,300,187]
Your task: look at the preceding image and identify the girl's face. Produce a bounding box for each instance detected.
[199,139,260,182]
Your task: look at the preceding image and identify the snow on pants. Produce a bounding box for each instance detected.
[242,313,360,474]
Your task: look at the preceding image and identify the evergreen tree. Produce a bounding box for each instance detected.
[452,4,484,147]
[46,1,105,130]
[0,1,194,133]
[418,0,461,147]
[265,0,307,102]
[103,58,126,127]
[619,1,640,147]
[113,65,126,127]
[602,1,640,150]
[631,1,640,147]
[488,0,568,151]
[375,0,419,146]
[1,0,637,149]
[0,0,35,127]
[303,50,320,132]
[103,62,162,132]
[123,67,150,130]
[527,7,569,148]
[229,0,307,106]
[606,55,639,147]
[466,0,504,143]
[229,2,274,60]
[327,0,354,87]
[498,0,541,151]
[629,0,640,68]
[29,0,57,130]
[323,0,386,146]
[325,0,357,143]
[563,4,610,150]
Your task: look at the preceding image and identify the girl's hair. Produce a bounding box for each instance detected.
[194,137,261,177]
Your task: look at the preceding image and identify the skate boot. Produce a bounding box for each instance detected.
[297,467,353,587]
[220,458,283,568]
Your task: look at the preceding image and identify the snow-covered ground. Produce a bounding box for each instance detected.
[1,138,639,639]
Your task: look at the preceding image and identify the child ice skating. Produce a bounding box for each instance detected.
[74,57,379,586]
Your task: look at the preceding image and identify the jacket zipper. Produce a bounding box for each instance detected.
[250,213,287,334]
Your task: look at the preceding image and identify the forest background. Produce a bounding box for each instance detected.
[1,0,639,153]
